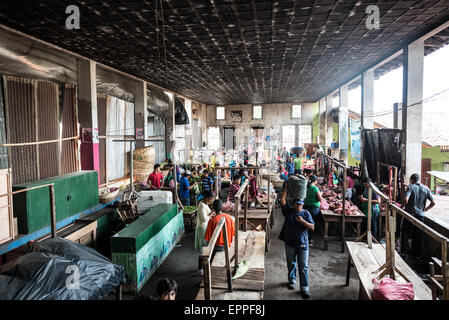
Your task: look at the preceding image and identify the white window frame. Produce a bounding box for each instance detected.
[292,104,302,119]
[253,105,263,119]
[216,106,225,120]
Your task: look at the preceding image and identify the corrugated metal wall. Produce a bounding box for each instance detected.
[3,76,79,184]
[37,81,59,178]
[105,95,134,182]
[60,84,79,175]
[0,78,8,169]
[5,77,39,184]
[97,94,107,185]
[146,113,166,164]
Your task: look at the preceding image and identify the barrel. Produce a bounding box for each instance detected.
[287,174,307,201]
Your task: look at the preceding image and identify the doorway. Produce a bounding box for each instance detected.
[224,127,235,150]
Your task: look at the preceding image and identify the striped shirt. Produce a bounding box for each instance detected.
[228,183,240,203]
[202,176,214,192]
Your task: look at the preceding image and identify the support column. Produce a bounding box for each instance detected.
[325,94,334,150]
[77,59,100,184]
[339,85,349,163]
[361,70,374,129]
[319,98,326,147]
[134,82,147,149]
[393,102,403,130]
[402,41,424,181]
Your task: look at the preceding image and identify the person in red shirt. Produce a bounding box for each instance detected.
[204,199,235,256]
[147,164,163,190]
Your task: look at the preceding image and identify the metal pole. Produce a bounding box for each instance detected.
[130,141,134,191]
[49,184,56,238]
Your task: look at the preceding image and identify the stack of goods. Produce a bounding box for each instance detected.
[133,146,155,183]
[320,184,360,216]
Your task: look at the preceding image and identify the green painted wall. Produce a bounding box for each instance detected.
[422,146,449,190]
[312,102,319,144]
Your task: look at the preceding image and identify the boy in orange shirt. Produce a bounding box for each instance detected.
[204,199,235,256]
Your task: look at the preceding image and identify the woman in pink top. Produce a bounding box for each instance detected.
[345,170,355,199]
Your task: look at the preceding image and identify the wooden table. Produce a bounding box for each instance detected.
[239,208,272,252]
[196,230,265,300]
[345,241,432,300]
[321,209,365,252]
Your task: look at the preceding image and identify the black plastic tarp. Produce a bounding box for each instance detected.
[0,237,125,300]
[362,129,403,184]
[175,97,190,125]
[147,84,171,118]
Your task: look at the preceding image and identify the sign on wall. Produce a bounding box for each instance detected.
[230,111,242,123]
[350,117,361,160]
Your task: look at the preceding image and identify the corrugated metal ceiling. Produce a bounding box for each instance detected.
[0,1,448,104]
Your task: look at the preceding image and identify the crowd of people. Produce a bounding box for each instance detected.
[141,148,437,301]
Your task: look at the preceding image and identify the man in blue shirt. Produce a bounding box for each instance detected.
[201,170,214,193]
[179,171,197,206]
[279,184,315,299]
[286,157,295,176]
[401,173,435,257]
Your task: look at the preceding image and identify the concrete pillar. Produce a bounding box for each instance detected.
[393,102,402,129]
[361,70,374,129]
[339,85,349,163]
[77,59,99,183]
[319,98,327,146]
[402,40,424,181]
[295,124,300,147]
[325,94,334,148]
[134,82,147,149]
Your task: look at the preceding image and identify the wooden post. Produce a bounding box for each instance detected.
[393,167,398,202]
[203,258,211,300]
[367,186,373,249]
[215,168,219,199]
[49,184,57,238]
[222,220,233,292]
[442,240,448,300]
[385,202,391,265]
[268,174,271,212]
[389,215,396,280]
[234,194,240,269]
[172,164,179,205]
[244,184,249,232]
[429,262,437,300]
[342,167,347,253]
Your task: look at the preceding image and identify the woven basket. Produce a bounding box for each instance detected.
[133,168,149,183]
[133,146,156,162]
[133,160,154,170]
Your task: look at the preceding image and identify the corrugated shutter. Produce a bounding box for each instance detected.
[97,94,107,185]
[0,78,8,169]
[5,76,38,184]
[37,81,59,178]
[60,84,79,174]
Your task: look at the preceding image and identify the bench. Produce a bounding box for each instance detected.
[196,230,265,300]
[345,241,432,300]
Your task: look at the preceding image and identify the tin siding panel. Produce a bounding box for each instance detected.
[0,78,8,169]
[5,76,38,184]
[61,84,78,175]
[37,81,59,179]
[97,95,107,185]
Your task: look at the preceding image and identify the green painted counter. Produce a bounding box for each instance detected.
[111,204,184,293]
[13,171,99,234]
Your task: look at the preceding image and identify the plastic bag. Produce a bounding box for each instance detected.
[175,97,190,125]
[372,278,414,300]
[320,200,329,210]
[0,237,126,300]
[287,175,307,200]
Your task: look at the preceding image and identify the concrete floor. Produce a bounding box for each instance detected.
[115,202,362,300]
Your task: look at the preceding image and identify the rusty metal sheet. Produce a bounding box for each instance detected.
[60,84,78,175]
[0,78,8,169]
[97,94,107,185]
[5,76,38,184]
[37,80,58,179]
